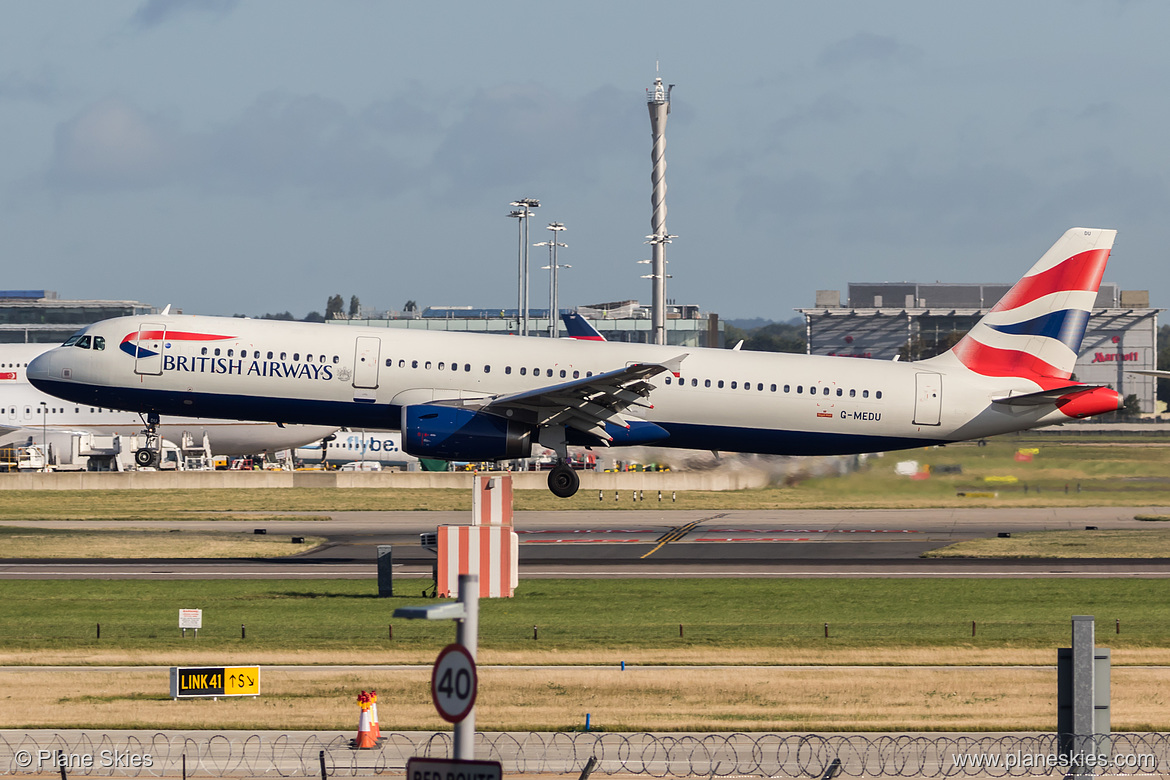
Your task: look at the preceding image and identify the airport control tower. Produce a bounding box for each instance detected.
[645,75,674,346]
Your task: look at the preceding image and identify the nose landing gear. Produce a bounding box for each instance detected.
[134,412,162,469]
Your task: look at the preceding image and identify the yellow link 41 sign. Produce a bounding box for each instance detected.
[169,666,260,698]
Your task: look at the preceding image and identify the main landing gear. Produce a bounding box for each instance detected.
[538,424,581,498]
[134,412,162,469]
[547,461,580,498]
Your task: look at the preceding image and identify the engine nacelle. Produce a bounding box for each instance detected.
[401,404,532,461]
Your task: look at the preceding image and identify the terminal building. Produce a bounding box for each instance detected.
[332,300,725,348]
[799,282,1161,413]
[0,290,156,344]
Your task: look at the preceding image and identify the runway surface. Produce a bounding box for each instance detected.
[2,506,1169,579]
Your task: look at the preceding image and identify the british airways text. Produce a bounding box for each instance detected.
[162,355,335,380]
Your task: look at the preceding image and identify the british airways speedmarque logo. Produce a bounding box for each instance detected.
[119,330,234,359]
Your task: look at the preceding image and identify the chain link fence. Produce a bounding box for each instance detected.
[2,731,1167,778]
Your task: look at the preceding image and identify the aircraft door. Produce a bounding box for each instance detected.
[133,324,167,376]
[913,372,942,426]
[352,336,381,389]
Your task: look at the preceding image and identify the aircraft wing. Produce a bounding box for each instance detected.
[438,355,687,444]
[1128,370,1170,379]
[991,385,1110,406]
[0,422,24,438]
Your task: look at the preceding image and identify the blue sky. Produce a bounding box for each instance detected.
[0,1,1165,321]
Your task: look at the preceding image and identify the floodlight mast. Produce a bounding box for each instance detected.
[392,573,479,759]
[509,199,540,335]
[535,222,568,338]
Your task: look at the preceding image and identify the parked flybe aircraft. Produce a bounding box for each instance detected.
[27,228,1123,495]
[2,343,336,463]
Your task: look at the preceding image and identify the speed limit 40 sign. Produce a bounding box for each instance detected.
[431,643,477,723]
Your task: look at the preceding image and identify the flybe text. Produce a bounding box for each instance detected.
[162,355,335,381]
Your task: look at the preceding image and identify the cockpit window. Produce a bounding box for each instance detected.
[93,336,105,351]
[63,335,81,347]
[75,336,91,349]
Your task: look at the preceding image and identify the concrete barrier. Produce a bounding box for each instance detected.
[0,468,770,492]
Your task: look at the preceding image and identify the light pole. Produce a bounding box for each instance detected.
[508,198,540,335]
[535,222,568,338]
[639,231,675,345]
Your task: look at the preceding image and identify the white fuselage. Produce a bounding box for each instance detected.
[2,342,336,456]
[26,314,1082,457]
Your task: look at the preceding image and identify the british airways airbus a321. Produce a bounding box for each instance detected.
[28,228,1124,497]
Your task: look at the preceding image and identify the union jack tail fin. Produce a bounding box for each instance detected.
[927,227,1116,386]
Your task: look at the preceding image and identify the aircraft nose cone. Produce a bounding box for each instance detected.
[26,351,57,391]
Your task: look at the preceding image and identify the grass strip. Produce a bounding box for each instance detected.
[1,578,1168,660]
[0,526,324,559]
[923,528,1170,558]
[4,666,1168,731]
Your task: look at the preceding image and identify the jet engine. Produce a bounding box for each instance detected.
[401,404,532,460]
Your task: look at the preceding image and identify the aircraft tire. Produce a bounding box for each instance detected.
[134,448,156,467]
[547,464,580,498]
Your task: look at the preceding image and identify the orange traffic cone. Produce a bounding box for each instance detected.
[369,690,381,741]
[353,692,377,749]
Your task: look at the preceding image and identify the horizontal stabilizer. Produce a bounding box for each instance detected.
[991,385,1107,406]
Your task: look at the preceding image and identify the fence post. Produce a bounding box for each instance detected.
[319,750,327,780]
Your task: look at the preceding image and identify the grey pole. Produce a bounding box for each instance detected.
[454,573,479,760]
[510,199,540,336]
[1072,615,1095,775]
[537,223,567,339]
[647,75,672,346]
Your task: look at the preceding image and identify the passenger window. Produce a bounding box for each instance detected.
[797,386,803,394]
[505,366,512,375]
[425,361,432,369]
[465,364,471,372]
[333,356,339,364]
[823,387,830,395]
[718,380,725,389]
[705,379,711,388]
[484,365,490,373]
[438,362,445,370]
[573,370,580,378]
[398,359,405,368]
[307,354,314,363]
[228,349,235,358]
[215,348,221,356]
[451,363,457,371]
[586,371,593,377]
[267,351,274,359]
[837,388,842,396]
[770,384,777,392]
[758,383,764,391]
[850,389,856,397]
[665,377,672,385]
[385,359,391,367]
[560,370,566,378]
[876,391,883,399]
[862,390,869,398]
[731,381,737,389]
[520,367,527,376]
[280,352,287,360]
[411,360,418,369]
[691,378,698,387]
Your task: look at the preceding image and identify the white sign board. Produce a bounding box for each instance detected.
[179,609,203,629]
[431,643,477,723]
[406,757,500,780]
